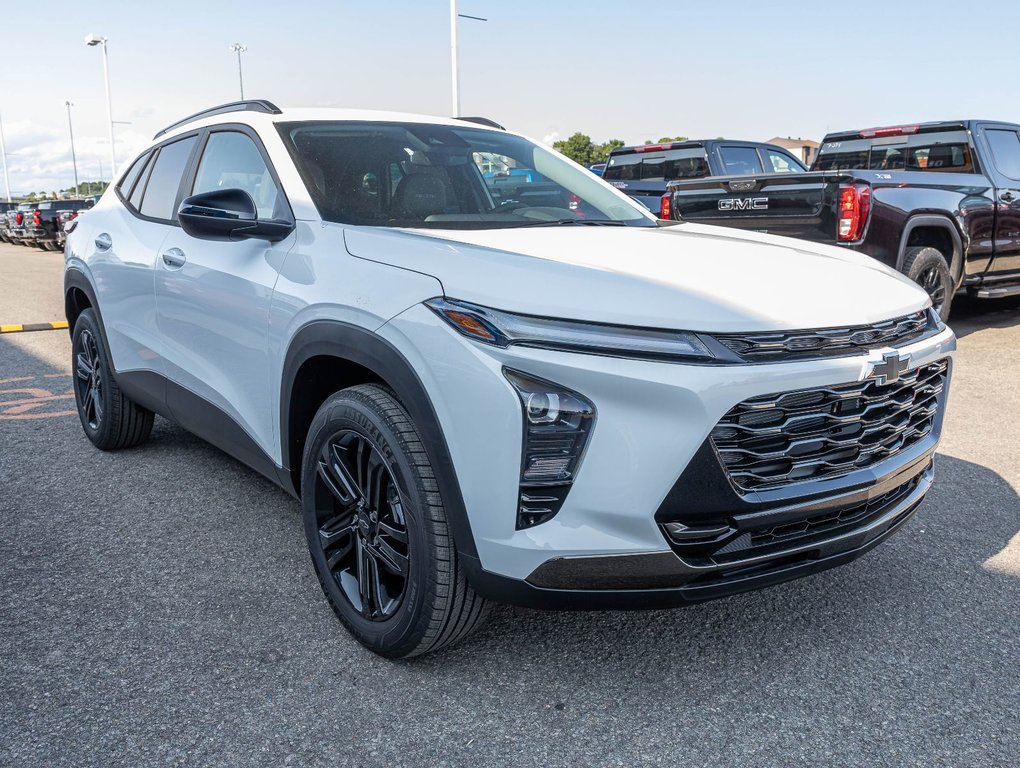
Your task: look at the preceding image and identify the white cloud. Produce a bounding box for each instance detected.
[541,131,559,146]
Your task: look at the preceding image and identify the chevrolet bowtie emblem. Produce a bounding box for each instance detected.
[869,351,911,384]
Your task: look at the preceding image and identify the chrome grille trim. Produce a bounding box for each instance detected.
[713,311,934,361]
[711,359,948,491]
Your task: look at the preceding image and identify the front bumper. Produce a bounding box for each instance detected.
[380,305,955,607]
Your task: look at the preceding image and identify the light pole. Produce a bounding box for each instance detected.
[65,101,80,196]
[230,43,247,100]
[0,111,11,202]
[85,33,116,177]
[449,2,487,116]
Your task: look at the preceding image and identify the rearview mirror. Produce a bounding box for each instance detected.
[178,188,294,243]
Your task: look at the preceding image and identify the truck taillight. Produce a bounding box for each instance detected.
[859,124,919,138]
[837,184,871,242]
[32,211,42,226]
[15,212,22,225]
[659,194,671,220]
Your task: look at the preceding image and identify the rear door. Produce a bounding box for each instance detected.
[155,126,295,459]
[87,139,196,377]
[978,123,1020,276]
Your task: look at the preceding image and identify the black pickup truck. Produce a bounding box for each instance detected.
[603,139,807,213]
[664,120,1020,319]
[17,199,93,250]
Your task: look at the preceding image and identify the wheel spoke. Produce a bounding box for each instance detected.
[377,519,408,544]
[91,385,103,423]
[318,512,356,549]
[326,538,354,571]
[359,538,375,616]
[372,538,408,577]
[317,442,362,506]
[76,352,93,381]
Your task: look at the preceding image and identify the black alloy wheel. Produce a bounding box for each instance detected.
[903,246,954,322]
[917,264,948,317]
[301,385,490,658]
[312,430,410,621]
[74,327,104,430]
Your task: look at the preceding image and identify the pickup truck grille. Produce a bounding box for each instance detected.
[714,311,932,362]
[711,359,947,491]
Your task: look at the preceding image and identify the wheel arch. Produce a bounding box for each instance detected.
[896,216,964,288]
[280,320,480,562]
[64,267,99,339]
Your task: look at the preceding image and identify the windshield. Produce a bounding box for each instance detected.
[278,121,654,229]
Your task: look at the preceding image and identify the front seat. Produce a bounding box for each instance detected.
[391,173,448,219]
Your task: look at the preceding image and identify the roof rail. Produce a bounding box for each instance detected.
[454,116,505,131]
[153,99,282,139]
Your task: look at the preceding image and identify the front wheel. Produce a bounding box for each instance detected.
[301,384,489,658]
[903,246,954,322]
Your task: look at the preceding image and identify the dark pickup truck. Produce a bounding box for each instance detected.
[664,120,1020,320]
[16,199,93,250]
[603,139,806,213]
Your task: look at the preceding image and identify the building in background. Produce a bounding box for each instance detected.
[766,136,820,166]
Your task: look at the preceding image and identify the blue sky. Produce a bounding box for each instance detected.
[4,0,1017,195]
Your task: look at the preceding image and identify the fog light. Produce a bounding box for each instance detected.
[504,369,595,528]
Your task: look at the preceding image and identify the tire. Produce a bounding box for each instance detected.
[301,384,490,658]
[71,309,154,450]
[903,246,954,322]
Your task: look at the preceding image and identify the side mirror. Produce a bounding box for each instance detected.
[178,188,294,243]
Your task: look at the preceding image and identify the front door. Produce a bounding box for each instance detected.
[979,124,1020,277]
[154,128,295,463]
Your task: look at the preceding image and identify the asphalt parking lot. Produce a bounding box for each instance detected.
[1,241,1018,767]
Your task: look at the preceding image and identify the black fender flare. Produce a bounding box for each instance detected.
[895,215,965,288]
[280,320,480,563]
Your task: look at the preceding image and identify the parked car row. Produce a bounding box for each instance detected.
[657,120,1020,320]
[0,197,95,250]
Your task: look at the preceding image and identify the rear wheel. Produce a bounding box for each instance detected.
[903,246,953,322]
[301,384,489,658]
[72,309,154,450]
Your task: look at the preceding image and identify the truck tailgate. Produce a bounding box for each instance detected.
[668,171,852,242]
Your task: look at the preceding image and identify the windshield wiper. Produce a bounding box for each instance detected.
[514,218,627,227]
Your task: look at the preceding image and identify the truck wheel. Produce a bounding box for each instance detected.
[72,309,154,450]
[301,384,490,658]
[903,246,953,322]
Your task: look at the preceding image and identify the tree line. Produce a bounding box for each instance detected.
[552,133,688,166]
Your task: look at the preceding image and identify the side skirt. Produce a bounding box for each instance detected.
[116,370,294,496]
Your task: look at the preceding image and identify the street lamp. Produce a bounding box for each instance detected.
[0,111,11,202]
[85,33,116,177]
[229,43,247,100]
[449,1,487,116]
[65,101,80,195]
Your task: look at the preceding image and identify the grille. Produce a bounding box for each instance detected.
[714,311,933,362]
[711,359,947,491]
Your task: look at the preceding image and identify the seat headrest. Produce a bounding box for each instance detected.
[394,174,447,217]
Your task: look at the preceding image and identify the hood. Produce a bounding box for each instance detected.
[343,222,930,333]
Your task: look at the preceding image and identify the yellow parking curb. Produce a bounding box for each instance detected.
[0,321,69,334]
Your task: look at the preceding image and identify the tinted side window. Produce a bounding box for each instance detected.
[139,136,197,221]
[719,146,764,175]
[192,132,282,219]
[766,150,802,173]
[116,151,150,200]
[129,153,155,211]
[986,129,1020,180]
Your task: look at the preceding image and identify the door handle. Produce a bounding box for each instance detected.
[94,232,112,251]
[161,248,187,269]
[1001,191,1016,203]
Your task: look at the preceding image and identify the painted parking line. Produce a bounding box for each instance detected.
[0,372,75,420]
[0,321,69,334]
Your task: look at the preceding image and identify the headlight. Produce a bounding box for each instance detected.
[504,369,595,529]
[425,297,715,362]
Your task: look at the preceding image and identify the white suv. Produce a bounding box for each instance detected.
[64,100,956,657]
